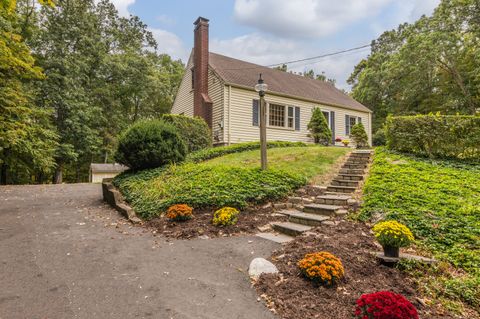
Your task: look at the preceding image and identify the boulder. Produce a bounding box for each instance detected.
[248,258,278,279]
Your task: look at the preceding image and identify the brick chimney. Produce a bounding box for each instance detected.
[193,17,212,128]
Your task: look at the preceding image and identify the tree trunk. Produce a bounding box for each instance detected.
[0,163,7,185]
[53,162,63,184]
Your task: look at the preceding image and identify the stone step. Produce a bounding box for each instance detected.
[282,210,330,226]
[331,179,360,187]
[349,154,372,159]
[271,222,311,236]
[339,168,365,175]
[352,150,374,155]
[336,174,363,181]
[345,159,370,164]
[256,232,294,243]
[303,203,342,216]
[315,194,351,206]
[342,163,368,170]
[327,185,357,193]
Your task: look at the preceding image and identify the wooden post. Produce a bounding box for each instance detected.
[259,95,267,170]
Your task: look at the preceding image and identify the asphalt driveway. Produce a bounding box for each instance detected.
[0,184,278,319]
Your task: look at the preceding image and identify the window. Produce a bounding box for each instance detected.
[322,110,331,128]
[268,103,294,128]
[287,106,294,128]
[269,104,285,127]
[346,115,359,135]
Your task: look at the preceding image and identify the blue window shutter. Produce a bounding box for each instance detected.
[345,115,350,135]
[252,99,259,126]
[330,111,335,144]
[294,107,300,131]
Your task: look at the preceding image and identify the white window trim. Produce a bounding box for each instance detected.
[266,102,295,130]
[346,115,358,136]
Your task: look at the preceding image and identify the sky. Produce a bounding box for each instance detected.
[110,0,440,90]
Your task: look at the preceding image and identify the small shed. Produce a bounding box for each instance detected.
[89,163,128,183]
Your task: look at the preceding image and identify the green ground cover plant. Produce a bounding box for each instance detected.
[360,147,480,311]
[113,144,348,219]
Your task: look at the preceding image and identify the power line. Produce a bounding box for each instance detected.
[220,43,371,71]
[266,44,371,67]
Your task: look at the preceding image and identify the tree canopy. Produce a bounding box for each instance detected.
[348,0,480,132]
[0,0,185,183]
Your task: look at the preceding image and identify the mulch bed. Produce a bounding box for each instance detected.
[255,221,455,319]
[145,205,288,239]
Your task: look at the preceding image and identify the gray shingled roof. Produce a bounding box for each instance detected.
[208,52,371,113]
[90,163,128,173]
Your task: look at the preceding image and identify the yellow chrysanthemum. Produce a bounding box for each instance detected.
[212,207,239,226]
[372,220,414,248]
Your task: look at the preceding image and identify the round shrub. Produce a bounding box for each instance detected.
[297,252,344,286]
[166,204,193,221]
[115,119,187,170]
[212,207,239,226]
[354,291,418,319]
[351,123,369,148]
[162,114,212,153]
[373,221,414,248]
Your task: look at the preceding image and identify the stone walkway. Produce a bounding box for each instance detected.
[0,184,277,319]
[257,150,373,241]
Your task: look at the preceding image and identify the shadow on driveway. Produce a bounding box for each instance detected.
[0,184,278,319]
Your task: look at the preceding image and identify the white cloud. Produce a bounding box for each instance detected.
[156,14,176,27]
[149,28,189,62]
[234,0,392,38]
[109,0,135,17]
[211,33,306,66]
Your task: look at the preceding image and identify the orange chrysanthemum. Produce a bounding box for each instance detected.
[297,251,344,286]
[165,204,193,221]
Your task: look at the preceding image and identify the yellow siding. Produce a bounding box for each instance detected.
[209,70,225,144]
[226,87,372,145]
[171,53,194,116]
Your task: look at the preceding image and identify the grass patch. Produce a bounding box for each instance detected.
[360,147,480,311]
[113,144,348,219]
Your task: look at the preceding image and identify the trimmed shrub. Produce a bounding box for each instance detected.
[212,207,239,226]
[385,114,480,161]
[162,114,212,153]
[308,108,332,145]
[373,221,414,248]
[350,123,369,148]
[372,127,386,146]
[115,119,187,170]
[354,291,418,319]
[186,141,307,163]
[297,252,344,286]
[165,204,193,221]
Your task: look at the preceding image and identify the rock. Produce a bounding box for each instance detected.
[302,198,313,205]
[288,196,303,204]
[248,258,279,279]
[273,203,286,210]
[262,202,273,209]
[286,202,293,209]
[257,224,271,232]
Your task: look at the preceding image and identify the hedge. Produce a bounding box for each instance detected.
[162,114,212,153]
[385,114,480,161]
[186,141,307,163]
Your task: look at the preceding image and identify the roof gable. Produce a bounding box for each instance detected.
[208,52,371,113]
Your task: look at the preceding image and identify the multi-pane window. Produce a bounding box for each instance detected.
[322,111,330,127]
[346,115,359,135]
[269,104,285,127]
[287,106,294,128]
[268,104,294,128]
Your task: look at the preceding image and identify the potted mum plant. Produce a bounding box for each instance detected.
[341,139,350,147]
[372,221,414,257]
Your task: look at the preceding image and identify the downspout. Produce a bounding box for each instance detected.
[368,112,372,146]
[227,85,232,145]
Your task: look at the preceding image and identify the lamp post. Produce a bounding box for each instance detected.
[255,74,268,170]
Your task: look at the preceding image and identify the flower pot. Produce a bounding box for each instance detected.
[383,245,400,258]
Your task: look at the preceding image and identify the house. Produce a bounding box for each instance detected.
[89,163,128,183]
[172,17,372,146]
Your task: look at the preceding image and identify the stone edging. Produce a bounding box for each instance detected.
[102,178,141,224]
